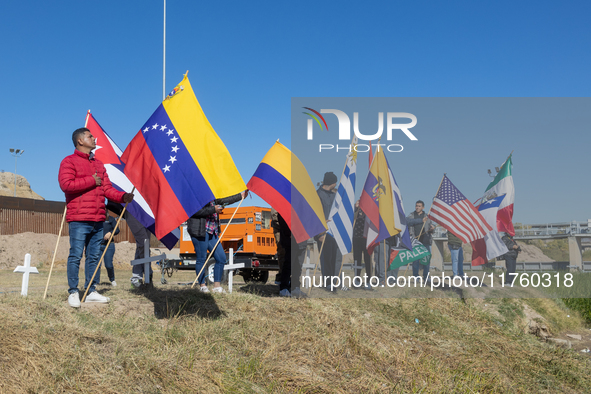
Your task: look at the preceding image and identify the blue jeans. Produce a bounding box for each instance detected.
[67,221,103,294]
[99,243,116,281]
[191,232,226,285]
[449,245,464,277]
[412,245,431,280]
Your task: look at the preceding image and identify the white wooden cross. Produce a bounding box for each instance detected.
[13,253,39,296]
[224,248,244,293]
[352,262,364,275]
[130,239,166,284]
[301,246,315,289]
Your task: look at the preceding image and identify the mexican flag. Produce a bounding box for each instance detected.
[477,155,515,236]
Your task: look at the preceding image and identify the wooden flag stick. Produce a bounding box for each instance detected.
[81,188,134,303]
[191,195,245,289]
[384,239,387,281]
[306,235,326,296]
[43,205,67,299]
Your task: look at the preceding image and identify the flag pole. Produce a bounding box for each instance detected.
[383,239,387,281]
[306,235,326,296]
[416,173,446,240]
[43,205,67,299]
[81,187,135,303]
[191,195,245,289]
[162,0,166,100]
[404,173,446,277]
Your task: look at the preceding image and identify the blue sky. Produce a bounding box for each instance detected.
[1,0,589,224]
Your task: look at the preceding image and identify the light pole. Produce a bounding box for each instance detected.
[9,148,24,197]
[487,167,500,178]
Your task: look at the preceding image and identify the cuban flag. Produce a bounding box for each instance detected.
[327,137,358,255]
[86,111,179,249]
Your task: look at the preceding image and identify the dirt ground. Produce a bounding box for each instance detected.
[522,303,591,354]
[1,233,553,272]
[0,232,148,270]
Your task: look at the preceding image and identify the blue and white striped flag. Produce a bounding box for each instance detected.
[328,136,358,254]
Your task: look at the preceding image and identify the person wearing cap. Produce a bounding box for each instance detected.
[315,171,339,291]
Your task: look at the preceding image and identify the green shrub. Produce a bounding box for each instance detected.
[562,298,591,324]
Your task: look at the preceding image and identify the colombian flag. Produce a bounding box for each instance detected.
[121,74,246,239]
[247,141,327,243]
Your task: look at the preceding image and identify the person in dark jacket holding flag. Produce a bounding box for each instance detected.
[352,200,372,279]
[406,200,434,281]
[187,190,248,293]
[315,172,339,290]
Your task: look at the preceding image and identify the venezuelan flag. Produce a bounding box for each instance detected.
[247,141,326,243]
[121,74,246,239]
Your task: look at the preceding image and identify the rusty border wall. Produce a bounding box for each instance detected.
[0,196,135,244]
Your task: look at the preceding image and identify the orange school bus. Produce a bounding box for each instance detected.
[174,206,279,283]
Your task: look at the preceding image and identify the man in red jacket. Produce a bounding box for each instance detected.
[59,127,133,308]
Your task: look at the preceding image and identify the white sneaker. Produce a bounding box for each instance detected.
[200,286,210,293]
[68,292,81,308]
[279,289,291,297]
[85,291,110,303]
[212,287,226,294]
[131,279,141,289]
[111,281,117,287]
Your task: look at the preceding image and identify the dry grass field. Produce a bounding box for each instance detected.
[1,266,590,393]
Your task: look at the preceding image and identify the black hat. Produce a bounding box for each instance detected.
[106,200,124,216]
[323,172,338,185]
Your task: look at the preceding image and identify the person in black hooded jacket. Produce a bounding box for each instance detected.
[315,172,338,289]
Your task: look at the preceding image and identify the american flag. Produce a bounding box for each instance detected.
[429,175,492,243]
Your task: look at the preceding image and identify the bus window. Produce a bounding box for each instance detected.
[262,210,271,229]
